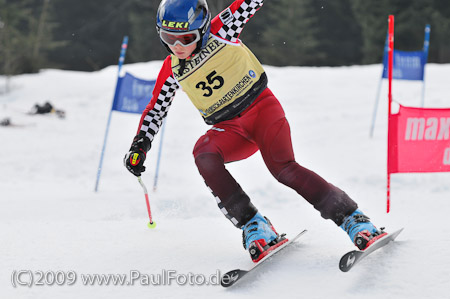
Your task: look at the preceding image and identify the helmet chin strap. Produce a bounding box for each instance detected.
[192,40,203,55]
[178,59,186,76]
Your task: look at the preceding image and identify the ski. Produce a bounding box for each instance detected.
[220,229,307,288]
[339,228,404,272]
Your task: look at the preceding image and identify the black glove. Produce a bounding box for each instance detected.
[124,135,151,176]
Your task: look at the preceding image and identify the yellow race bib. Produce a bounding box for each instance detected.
[171,36,267,124]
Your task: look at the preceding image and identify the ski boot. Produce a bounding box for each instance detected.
[242,212,287,263]
[340,209,387,250]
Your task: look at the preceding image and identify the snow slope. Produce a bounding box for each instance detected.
[1,62,449,299]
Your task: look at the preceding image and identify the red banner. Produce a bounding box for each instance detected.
[385,14,449,213]
[388,105,450,173]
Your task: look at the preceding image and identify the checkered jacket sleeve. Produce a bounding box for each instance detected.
[136,56,179,144]
[211,0,264,43]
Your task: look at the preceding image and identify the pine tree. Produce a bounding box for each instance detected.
[127,0,166,63]
[0,0,35,76]
[246,0,361,66]
[315,0,362,65]
[256,0,324,66]
[49,0,133,71]
[350,0,389,64]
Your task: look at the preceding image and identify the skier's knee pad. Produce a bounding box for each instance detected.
[193,134,221,158]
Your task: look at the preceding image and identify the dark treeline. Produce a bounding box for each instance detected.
[1,0,449,75]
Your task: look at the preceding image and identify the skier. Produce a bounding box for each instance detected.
[29,101,66,119]
[124,0,387,262]
[30,102,54,114]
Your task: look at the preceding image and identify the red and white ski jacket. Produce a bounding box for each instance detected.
[136,0,266,145]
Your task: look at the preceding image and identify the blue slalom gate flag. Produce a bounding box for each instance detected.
[381,50,425,81]
[381,24,430,81]
[370,24,431,138]
[96,71,155,191]
[112,72,156,114]
[95,35,158,192]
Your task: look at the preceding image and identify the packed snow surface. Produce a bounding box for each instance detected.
[1,62,449,298]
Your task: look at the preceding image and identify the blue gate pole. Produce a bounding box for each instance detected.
[95,36,129,192]
[421,24,431,107]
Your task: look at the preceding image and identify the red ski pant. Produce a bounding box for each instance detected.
[193,88,357,227]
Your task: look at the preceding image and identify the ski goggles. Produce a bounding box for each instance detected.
[159,29,201,47]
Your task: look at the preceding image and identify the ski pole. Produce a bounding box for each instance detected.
[153,119,167,192]
[138,176,156,229]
